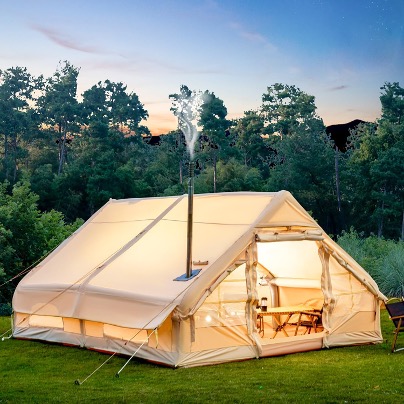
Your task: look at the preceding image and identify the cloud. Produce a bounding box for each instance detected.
[328,85,349,91]
[88,56,225,77]
[30,24,104,54]
[228,22,277,51]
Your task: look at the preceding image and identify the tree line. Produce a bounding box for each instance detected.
[0,61,403,305]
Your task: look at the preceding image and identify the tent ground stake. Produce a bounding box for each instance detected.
[74,352,117,386]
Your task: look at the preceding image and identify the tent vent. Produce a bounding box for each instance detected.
[174,269,201,281]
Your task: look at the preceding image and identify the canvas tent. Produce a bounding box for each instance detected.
[12,191,385,367]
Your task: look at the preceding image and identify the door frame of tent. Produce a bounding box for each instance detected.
[182,227,383,358]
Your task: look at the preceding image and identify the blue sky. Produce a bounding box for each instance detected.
[1,0,403,134]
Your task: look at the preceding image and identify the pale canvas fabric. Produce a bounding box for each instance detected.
[12,191,385,367]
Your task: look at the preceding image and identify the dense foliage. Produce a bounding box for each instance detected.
[337,229,404,297]
[0,181,83,311]
[0,61,403,302]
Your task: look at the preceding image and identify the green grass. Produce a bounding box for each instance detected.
[1,311,403,403]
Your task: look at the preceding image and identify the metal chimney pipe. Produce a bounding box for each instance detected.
[186,161,194,278]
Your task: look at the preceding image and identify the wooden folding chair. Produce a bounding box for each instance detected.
[294,309,322,336]
[385,299,404,353]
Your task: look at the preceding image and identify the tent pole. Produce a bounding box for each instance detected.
[186,161,194,278]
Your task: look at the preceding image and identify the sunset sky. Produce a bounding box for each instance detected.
[1,0,404,135]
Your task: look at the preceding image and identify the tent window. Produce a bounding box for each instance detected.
[195,264,248,329]
[63,318,81,334]
[29,315,63,329]
[84,320,104,337]
[104,324,148,342]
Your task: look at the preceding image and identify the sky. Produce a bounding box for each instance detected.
[1,0,404,135]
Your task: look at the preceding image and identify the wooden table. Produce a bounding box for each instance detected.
[257,305,316,338]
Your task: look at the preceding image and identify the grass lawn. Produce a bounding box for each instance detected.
[0,310,403,403]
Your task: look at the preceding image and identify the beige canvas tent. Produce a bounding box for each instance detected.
[12,191,385,367]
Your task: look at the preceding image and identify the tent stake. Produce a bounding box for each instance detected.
[75,352,117,385]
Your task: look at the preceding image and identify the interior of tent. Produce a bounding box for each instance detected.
[255,240,324,340]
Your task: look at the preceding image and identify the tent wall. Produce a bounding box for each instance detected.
[173,260,260,366]
[13,313,179,366]
[190,264,251,352]
[260,333,323,357]
[320,246,383,347]
[277,287,323,308]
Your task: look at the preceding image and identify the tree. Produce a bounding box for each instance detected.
[232,110,272,178]
[0,181,82,304]
[260,83,338,232]
[81,82,109,126]
[0,67,38,183]
[266,127,336,231]
[345,83,404,239]
[198,90,231,193]
[216,159,263,192]
[82,80,150,136]
[379,82,404,125]
[50,122,154,221]
[37,61,81,175]
[153,130,188,189]
[261,83,324,138]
